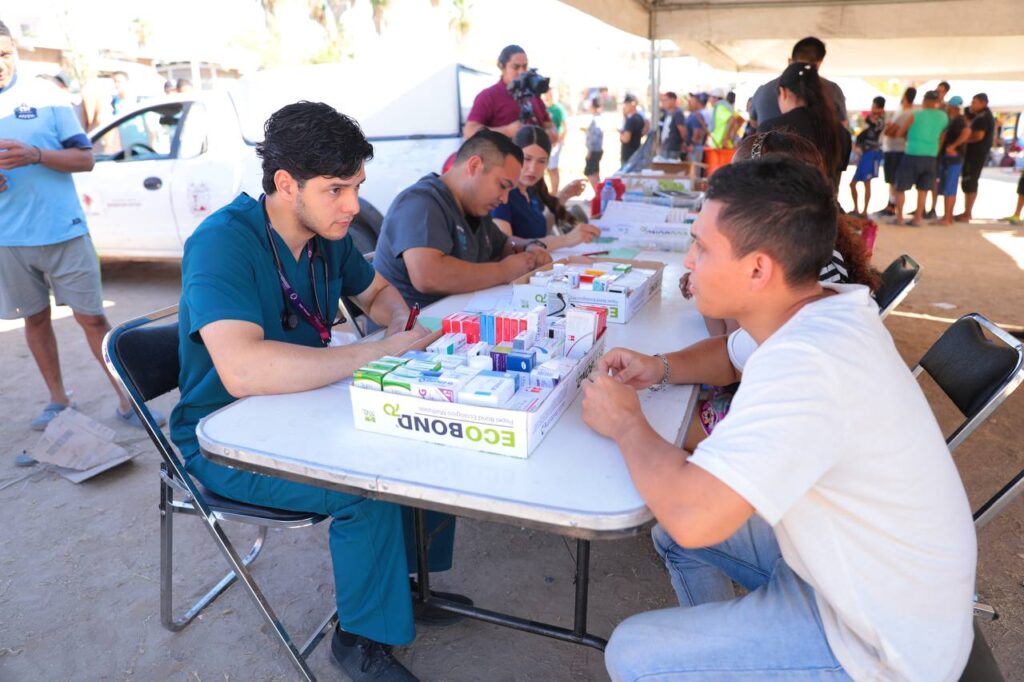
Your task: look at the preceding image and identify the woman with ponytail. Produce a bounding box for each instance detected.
[490,125,601,249]
[760,62,852,188]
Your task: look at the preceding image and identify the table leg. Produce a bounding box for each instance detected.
[573,539,590,638]
[411,510,606,650]
[413,508,430,603]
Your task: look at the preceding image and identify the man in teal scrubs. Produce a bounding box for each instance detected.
[170,102,462,681]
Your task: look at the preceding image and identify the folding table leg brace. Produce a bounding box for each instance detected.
[412,509,607,650]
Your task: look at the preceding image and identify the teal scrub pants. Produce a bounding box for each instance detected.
[186,453,456,646]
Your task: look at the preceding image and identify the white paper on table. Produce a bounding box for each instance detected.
[464,289,513,312]
[596,201,670,226]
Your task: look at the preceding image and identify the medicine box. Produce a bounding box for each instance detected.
[511,257,663,324]
[349,333,606,459]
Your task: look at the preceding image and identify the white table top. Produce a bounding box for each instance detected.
[198,250,706,539]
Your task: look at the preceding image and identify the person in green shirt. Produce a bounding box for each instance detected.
[542,89,568,192]
[893,90,948,226]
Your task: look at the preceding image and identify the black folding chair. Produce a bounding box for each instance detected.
[102,305,337,681]
[913,312,1024,640]
[875,254,921,318]
[335,251,379,339]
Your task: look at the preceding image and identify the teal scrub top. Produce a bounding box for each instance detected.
[170,192,375,461]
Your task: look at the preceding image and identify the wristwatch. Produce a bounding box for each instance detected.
[523,238,548,251]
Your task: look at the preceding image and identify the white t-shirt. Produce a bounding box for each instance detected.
[692,284,976,681]
[882,110,913,153]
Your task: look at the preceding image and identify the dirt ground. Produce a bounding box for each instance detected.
[1,169,1023,681]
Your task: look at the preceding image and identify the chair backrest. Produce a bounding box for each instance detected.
[102,306,188,474]
[914,313,1024,453]
[875,254,921,318]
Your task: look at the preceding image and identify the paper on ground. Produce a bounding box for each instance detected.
[30,409,135,482]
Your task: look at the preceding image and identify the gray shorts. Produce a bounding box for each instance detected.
[0,235,105,320]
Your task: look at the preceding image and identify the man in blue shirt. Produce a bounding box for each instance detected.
[0,21,142,432]
[171,101,462,681]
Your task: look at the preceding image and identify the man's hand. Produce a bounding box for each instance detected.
[385,326,431,354]
[384,317,429,338]
[598,347,664,389]
[0,139,39,170]
[0,172,7,193]
[526,245,553,266]
[582,373,648,440]
[502,251,545,281]
[946,145,958,156]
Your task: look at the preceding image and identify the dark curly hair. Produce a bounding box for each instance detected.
[256,101,373,194]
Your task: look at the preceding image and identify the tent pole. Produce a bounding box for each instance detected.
[649,4,660,149]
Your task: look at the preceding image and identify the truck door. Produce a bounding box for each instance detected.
[76,103,185,258]
[168,102,240,247]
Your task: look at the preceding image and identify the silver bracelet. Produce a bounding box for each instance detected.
[650,353,671,391]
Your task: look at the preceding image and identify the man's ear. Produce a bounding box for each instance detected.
[465,155,484,178]
[748,251,776,293]
[273,169,298,201]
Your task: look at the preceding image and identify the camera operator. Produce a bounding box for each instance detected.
[465,45,557,144]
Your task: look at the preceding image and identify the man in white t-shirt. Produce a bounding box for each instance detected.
[582,157,976,681]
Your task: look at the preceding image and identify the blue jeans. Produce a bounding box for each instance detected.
[605,517,851,681]
[186,454,455,646]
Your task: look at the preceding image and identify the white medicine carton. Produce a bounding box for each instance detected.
[349,334,606,459]
[511,256,664,324]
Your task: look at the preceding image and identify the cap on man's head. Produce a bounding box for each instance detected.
[708,87,726,98]
[623,93,637,104]
[922,90,940,102]
[947,95,963,107]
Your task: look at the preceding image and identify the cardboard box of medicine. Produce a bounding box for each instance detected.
[511,257,663,324]
[349,334,606,459]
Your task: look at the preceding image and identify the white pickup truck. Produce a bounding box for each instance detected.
[75,63,492,259]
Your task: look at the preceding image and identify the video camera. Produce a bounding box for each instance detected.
[507,68,550,123]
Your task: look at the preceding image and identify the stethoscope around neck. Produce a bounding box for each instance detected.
[260,194,333,344]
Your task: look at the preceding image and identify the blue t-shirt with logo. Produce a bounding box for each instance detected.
[170,193,376,462]
[0,74,92,246]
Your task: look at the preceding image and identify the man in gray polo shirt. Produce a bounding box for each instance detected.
[749,36,847,129]
[375,130,552,308]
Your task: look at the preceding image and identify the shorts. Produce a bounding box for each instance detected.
[688,144,704,165]
[895,154,937,192]
[961,154,985,194]
[938,157,963,196]
[1018,171,1024,196]
[584,150,603,176]
[883,151,904,184]
[853,149,883,182]
[549,143,562,169]
[0,235,104,320]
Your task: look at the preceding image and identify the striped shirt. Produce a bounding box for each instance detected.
[819,249,849,284]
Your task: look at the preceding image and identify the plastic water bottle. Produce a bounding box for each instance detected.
[600,181,616,216]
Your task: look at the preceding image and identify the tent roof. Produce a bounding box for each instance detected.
[560,0,1024,79]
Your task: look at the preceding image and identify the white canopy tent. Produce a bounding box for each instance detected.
[559,0,1024,80]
